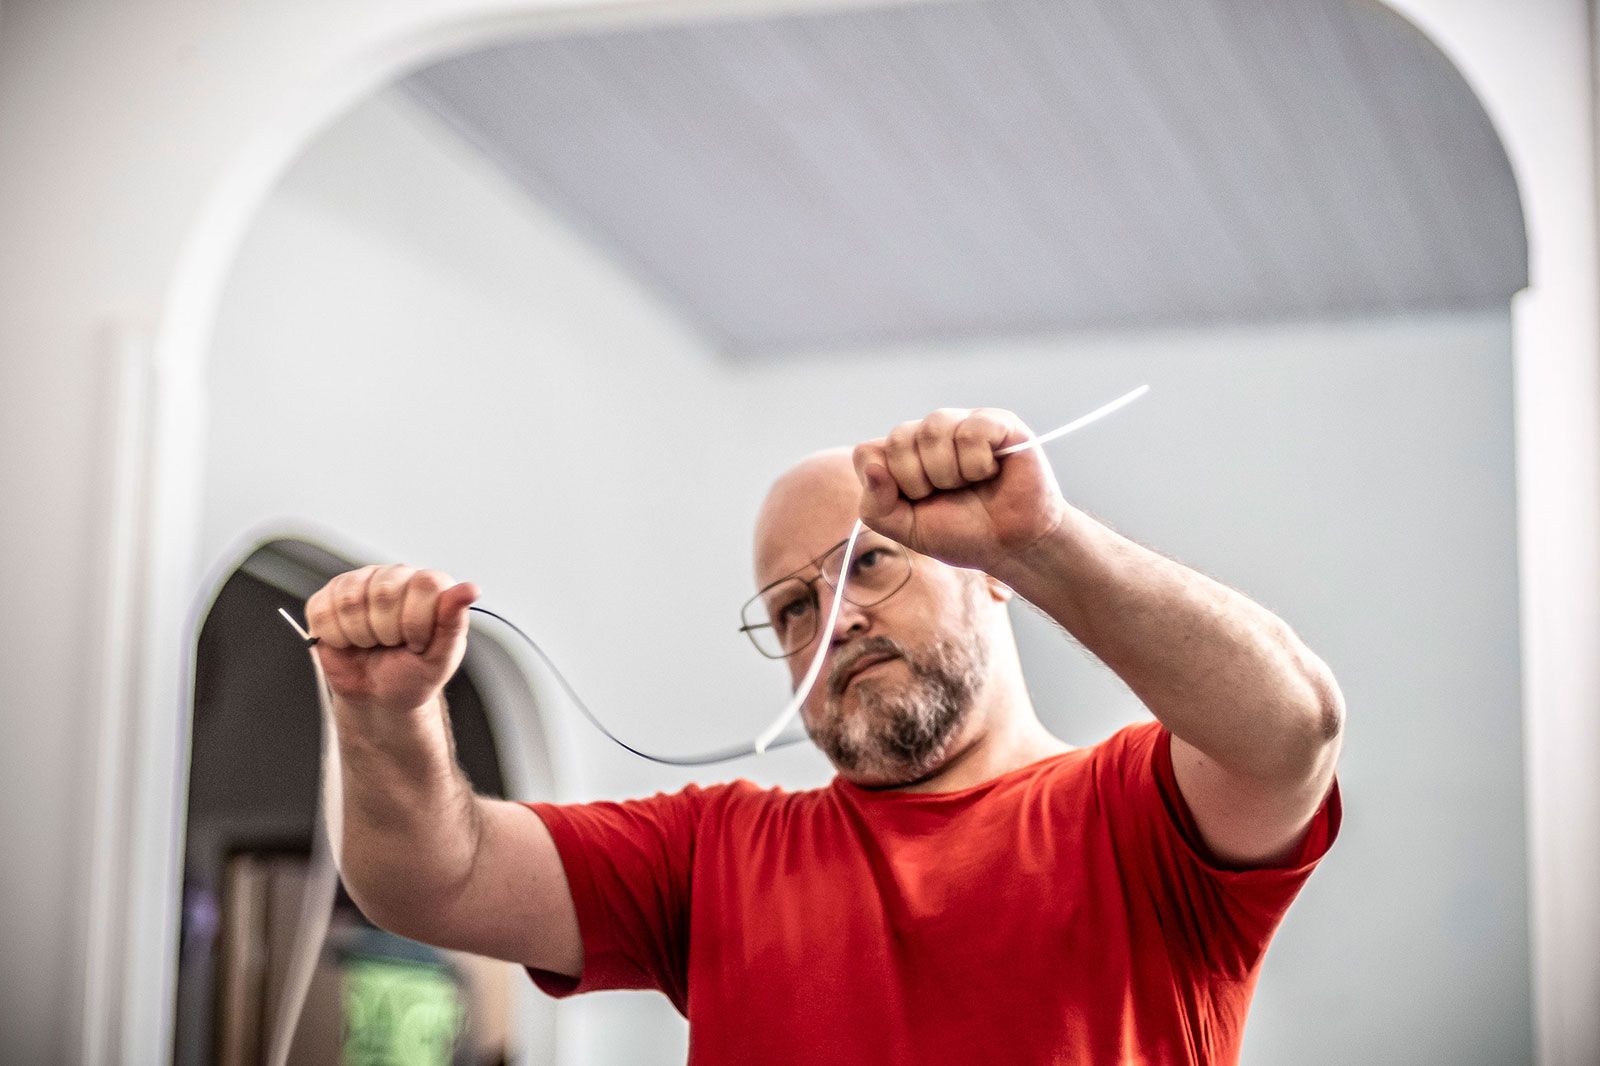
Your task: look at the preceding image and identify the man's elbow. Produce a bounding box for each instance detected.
[1281,655,1345,778]
[342,869,429,942]
[1253,644,1345,782]
[339,853,471,950]
[1307,661,1346,744]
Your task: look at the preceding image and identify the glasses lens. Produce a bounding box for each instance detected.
[741,577,819,659]
[819,538,912,607]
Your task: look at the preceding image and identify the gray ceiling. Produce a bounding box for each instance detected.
[403,0,1527,356]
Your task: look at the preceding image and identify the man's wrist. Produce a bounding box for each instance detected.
[331,692,448,752]
[990,501,1096,592]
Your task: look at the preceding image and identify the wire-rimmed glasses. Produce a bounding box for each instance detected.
[739,534,914,659]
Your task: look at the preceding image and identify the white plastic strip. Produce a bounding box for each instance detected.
[753,384,1150,754]
[265,384,1149,1057]
[268,607,342,1066]
[995,384,1150,456]
[752,517,866,754]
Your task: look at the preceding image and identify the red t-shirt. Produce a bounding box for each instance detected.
[526,722,1341,1065]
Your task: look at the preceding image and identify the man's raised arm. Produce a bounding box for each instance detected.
[305,566,583,976]
[853,407,1343,868]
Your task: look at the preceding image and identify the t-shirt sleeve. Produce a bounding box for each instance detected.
[1093,721,1342,980]
[522,785,712,1011]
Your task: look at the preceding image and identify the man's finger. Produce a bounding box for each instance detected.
[427,582,482,657]
[954,409,1012,483]
[400,570,450,654]
[884,420,934,500]
[367,564,415,646]
[853,439,914,544]
[305,586,348,650]
[916,408,968,490]
[851,441,891,515]
[333,566,380,649]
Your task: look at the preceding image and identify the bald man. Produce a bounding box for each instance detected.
[307,407,1342,1065]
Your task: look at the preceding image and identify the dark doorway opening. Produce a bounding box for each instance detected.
[172,539,515,1065]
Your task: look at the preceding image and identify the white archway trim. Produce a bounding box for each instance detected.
[1384,2,1600,1063]
[102,3,943,1063]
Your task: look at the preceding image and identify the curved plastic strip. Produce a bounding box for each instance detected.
[267,609,341,1066]
[264,382,1149,1058]
[995,384,1150,456]
[752,517,865,754]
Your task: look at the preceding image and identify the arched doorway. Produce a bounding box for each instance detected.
[172,537,555,1065]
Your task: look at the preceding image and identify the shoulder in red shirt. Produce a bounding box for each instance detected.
[527,721,1341,1065]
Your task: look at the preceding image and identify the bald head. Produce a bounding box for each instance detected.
[753,447,862,589]
[746,444,1044,786]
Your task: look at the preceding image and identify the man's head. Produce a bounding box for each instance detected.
[752,448,1021,787]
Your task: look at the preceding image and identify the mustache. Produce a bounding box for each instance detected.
[828,636,907,694]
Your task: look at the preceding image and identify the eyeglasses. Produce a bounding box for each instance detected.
[739,534,915,659]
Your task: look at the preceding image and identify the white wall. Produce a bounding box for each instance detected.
[204,87,1530,1065]
[0,2,1592,1063]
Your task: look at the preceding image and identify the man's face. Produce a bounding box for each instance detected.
[753,452,995,787]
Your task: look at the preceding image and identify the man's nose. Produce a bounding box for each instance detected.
[829,597,872,643]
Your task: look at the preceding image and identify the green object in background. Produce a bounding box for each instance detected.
[342,957,464,1066]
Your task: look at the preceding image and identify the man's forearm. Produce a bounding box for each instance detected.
[992,505,1343,780]
[333,694,484,937]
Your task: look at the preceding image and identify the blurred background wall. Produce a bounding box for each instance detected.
[1,1,1596,1064]
[203,86,1527,1064]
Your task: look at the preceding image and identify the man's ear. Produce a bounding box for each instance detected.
[983,574,1014,603]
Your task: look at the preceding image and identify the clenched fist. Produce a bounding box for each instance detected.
[305,565,481,714]
[853,407,1068,574]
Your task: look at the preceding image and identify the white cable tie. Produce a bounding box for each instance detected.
[753,517,866,754]
[754,383,1148,754]
[277,606,312,642]
[995,384,1150,456]
[262,384,1149,1052]
[267,607,341,1066]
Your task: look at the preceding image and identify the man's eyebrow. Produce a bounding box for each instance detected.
[754,534,854,595]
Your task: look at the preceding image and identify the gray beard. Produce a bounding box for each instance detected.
[807,607,990,786]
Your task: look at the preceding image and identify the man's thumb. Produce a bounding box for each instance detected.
[432,582,481,647]
[858,461,913,540]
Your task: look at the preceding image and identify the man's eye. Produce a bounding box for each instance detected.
[778,595,815,623]
[852,548,886,572]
